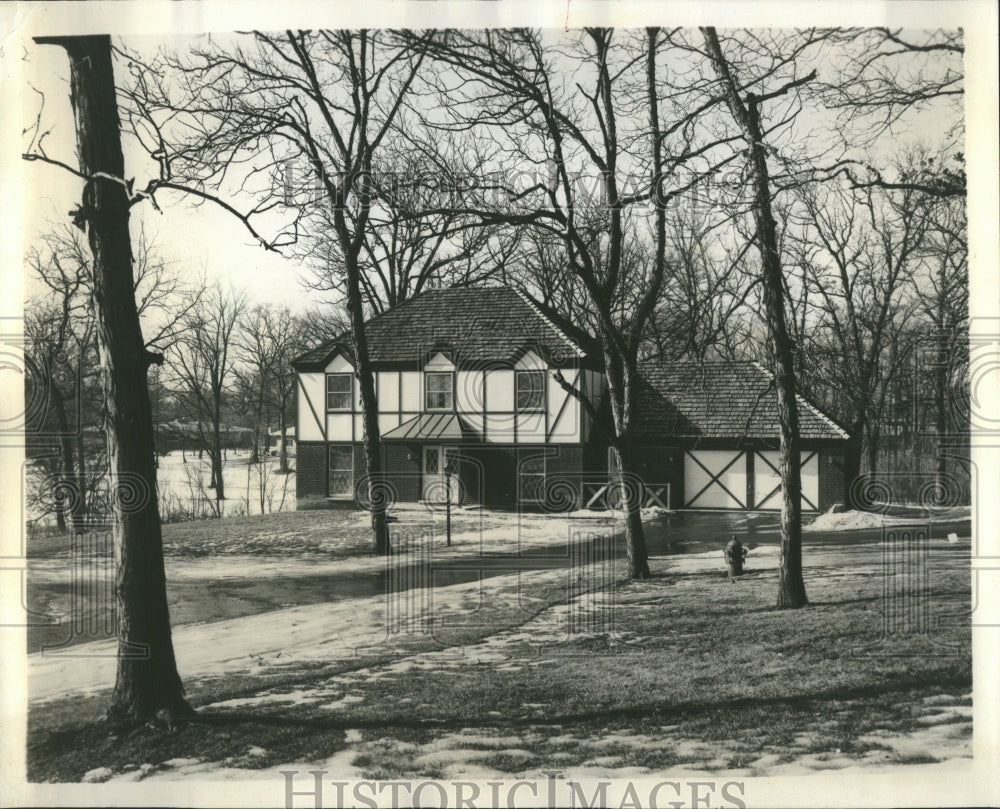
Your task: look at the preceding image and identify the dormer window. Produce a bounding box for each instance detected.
[326,373,352,410]
[425,372,453,411]
[516,370,545,412]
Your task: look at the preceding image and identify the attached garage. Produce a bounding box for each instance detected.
[633,361,850,513]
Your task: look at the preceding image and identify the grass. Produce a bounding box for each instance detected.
[26,538,972,782]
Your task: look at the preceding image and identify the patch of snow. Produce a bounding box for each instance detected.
[81,766,113,783]
[162,757,201,767]
[203,689,324,710]
[322,693,366,711]
[805,506,971,533]
[29,569,561,703]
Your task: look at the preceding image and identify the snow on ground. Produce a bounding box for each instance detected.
[28,534,748,703]
[804,505,971,533]
[27,568,565,703]
[94,539,972,783]
[155,452,296,519]
[26,452,297,527]
[29,505,626,582]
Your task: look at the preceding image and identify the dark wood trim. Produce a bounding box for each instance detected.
[547,380,573,441]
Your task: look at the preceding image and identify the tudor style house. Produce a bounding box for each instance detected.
[292,286,606,510]
[292,285,849,512]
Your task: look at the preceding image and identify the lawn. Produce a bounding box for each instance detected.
[25,526,972,783]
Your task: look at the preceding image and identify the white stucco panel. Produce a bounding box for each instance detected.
[425,352,455,370]
[297,372,326,441]
[378,371,399,413]
[326,413,353,442]
[485,370,514,412]
[547,371,580,441]
[514,350,546,370]
[400,372,420,411]
[325,352,354,373]
[456,370,484,413]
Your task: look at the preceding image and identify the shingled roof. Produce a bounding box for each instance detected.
[293,286,588,369]
[633,360,850,441]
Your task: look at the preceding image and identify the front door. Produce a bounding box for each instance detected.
[422,445,459,503]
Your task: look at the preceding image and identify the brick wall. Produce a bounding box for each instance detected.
[296,441,328,509]
[818,445,847,511]
[384,443,420,503]
[544,444,584,510]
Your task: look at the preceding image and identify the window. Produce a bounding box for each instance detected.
[425,372,453,410]
[326,373,352,410]
[516,370,545,412]
[328,445,354,497]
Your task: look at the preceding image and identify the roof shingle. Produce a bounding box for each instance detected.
[293,286,586,369]
[633,360,849,441]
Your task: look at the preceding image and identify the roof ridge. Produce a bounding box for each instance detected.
[511,288,587,358]
[749,360,850,440]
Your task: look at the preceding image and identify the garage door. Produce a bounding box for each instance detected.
[753,450,819,511]
[684,450,747,508]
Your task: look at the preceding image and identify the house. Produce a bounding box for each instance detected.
[292,286,849,512]
[292,286,604,510]
[268,426,296,457]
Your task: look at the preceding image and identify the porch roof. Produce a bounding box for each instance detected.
[382,413,483,441]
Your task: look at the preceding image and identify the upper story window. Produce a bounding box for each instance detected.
[425,372,453,411]
[326,373,352,411]
[516,370,545,412]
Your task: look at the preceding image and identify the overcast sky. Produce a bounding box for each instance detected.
[22,40,312,313]
[11,11,979,322]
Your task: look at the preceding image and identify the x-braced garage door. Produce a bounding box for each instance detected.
[684,449,820,510]
[684,450,747,508]
[752,450,819,511]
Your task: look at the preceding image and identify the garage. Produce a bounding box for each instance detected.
[633,361,851,513]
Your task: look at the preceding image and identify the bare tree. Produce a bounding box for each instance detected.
[700,27,822,608]
[910,170,969,489]
[817,28,965,197]
[789,171,932,496]
[127,30,439,554]
[170,284,247,505]
[25,226,98,532]
[235,304,276,464]
[263,308,309,474]
[25,222,193,528]
[235,303,308,473]
[300,135,504,312]
[644,208,758,362]
[29,35,189,725]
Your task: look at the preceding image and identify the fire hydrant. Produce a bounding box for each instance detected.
[724,535,748,580]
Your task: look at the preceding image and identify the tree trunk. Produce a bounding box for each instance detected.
[278,405,289,474]
[249,427,260,464]
[843,431,864,509]
[52,387,83,533]
[935,328,949,490]
[701,28,806,608]
[344,257,390,555]
[212,415,225,501]
[613,442,651,579]
[604,347,651,580]
[866,426,880,476]
[37,34,189,725]
[747,115,806,608]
